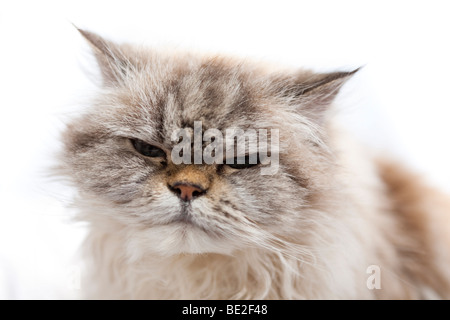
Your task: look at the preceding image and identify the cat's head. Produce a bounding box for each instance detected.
[61,29,356,256]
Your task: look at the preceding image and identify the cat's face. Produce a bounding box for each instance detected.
[62,30,355,256]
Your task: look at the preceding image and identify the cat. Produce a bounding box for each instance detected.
[58,28,450,299]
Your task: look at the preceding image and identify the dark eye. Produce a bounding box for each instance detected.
[131,139,166,158]
[226,155,259,169]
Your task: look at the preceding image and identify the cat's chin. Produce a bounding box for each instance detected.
[127,223,236,258]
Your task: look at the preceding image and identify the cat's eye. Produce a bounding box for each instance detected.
[131,139,166,158]
[226,155,260,169]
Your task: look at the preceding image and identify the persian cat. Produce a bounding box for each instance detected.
[59,29,450,299]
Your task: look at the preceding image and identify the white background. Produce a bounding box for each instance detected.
[0,0,449,299]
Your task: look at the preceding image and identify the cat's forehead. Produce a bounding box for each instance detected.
[126,56,271,136]
[171,59,259,127]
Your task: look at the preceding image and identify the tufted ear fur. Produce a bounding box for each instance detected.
[77,28,138,86]
[276,68,359,123]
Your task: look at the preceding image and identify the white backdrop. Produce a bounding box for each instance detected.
[1,0,449,299]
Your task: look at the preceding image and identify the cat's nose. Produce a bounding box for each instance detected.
[168,182,206,201]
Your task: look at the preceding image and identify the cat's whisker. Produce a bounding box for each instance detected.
[232,215,320,274]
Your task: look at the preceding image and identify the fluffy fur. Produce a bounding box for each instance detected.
[59,29,450,299]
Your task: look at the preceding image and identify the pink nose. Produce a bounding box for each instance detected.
[169,183,206,201]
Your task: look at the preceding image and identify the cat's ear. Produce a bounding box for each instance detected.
[279,68,359,124]
[77,28,136,86]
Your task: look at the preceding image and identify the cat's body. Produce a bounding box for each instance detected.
[61,29,450,299]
